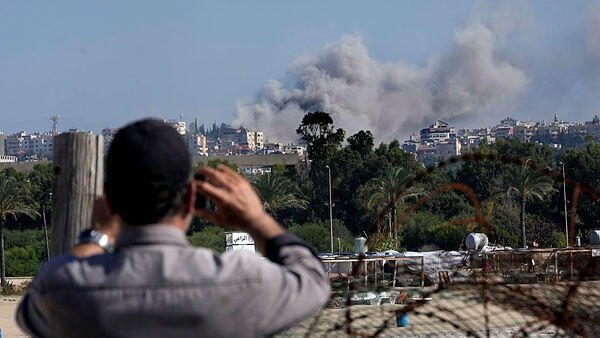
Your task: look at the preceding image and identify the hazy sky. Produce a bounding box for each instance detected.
[1,1,598,139]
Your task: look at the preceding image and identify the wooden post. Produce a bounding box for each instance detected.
[554,251,559,282]
[569,251,573,280]
[51,132,103,256]
[421,257,425,288]
[347,264,351,292]
[364,261,368,287]
[392,259,398,288]
[374,261,378,287]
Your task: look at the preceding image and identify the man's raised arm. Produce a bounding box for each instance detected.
[195,165,331,335]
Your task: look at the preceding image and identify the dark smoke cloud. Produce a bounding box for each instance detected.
[234,22,527,142]
[586,2,600,58]
[234,2,599,142]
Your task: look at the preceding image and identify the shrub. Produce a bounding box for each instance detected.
[5,229,49,262]
[6,246,40,277]
[289,219,353,253]
[187,226,227,252]
[548,231,567,248]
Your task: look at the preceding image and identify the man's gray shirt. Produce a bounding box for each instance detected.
[16,225,330,337]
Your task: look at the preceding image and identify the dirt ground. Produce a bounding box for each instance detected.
[0,296,26,338]
[3,280,597,337]
[277,282,600,337]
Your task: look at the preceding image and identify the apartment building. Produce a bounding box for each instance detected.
[437,138,462,159]
[512,125,536,141]
[187,134,208,156]
[569,116,600,138]
[420,120,455,143]
[222,127,264,151]
[492,125,513,138]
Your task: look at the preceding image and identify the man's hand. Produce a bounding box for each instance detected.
[194,165,284,251]
[70,197,120,258]
[91,197,121,243]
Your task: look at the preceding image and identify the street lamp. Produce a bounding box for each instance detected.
[559,162,569,246]
[325,165,333,254]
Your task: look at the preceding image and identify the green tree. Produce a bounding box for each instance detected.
[296,111,345,162]
[253,172,308,216]
[347,130,374,157]
[27,163,53,258]
[457,138,553,201]
[507,161,556,248]
[366,167,424,247]
[401,212,444,250]
[557,142,600,236]
[5,229,49,264]
[0,178,38,286]
[295,112,345,224]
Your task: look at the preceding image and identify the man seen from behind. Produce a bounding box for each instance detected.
[16,119,330,337]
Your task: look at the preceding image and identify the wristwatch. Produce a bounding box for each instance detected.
[77,229,112,252]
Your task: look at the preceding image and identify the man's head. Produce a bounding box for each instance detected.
[105,119,192,226]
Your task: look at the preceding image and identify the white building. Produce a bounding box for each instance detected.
[283,144,306,156]
[0,155,17,163]
[254,132,264,150]
[420,120,456,143]
[187,135,208,156]
[0,133,5,156]
[163,119,187,135]
[4,131,54,159]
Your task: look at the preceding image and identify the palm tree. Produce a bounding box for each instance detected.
[507,161,556,248]
[253,172,308,215]
[367,167,423,245]
[0,177,38,287]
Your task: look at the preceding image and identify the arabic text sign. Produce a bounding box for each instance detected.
[226,232,255,246]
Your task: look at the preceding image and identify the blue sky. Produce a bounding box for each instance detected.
[1,1,597,137]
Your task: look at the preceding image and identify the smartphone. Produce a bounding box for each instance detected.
[194,173,209,210]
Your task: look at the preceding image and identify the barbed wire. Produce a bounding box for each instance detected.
[279,153,600,337]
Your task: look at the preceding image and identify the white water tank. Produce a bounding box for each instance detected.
[590,230,600,246]
[466,233,489,251]
[354,237,368,254]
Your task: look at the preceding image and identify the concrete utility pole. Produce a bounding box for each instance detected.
[42,204,51,260]
[326,165,333,254]
[51,132,103,256]
[559,162,569,246]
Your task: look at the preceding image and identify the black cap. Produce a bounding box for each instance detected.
[105,118,191,225]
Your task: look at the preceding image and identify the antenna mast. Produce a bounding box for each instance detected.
[50,114,61,135]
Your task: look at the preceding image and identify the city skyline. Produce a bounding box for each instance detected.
[2,1,600,140]
[1,111,597,139]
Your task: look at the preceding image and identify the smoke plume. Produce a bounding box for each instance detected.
[234,22,528,142]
